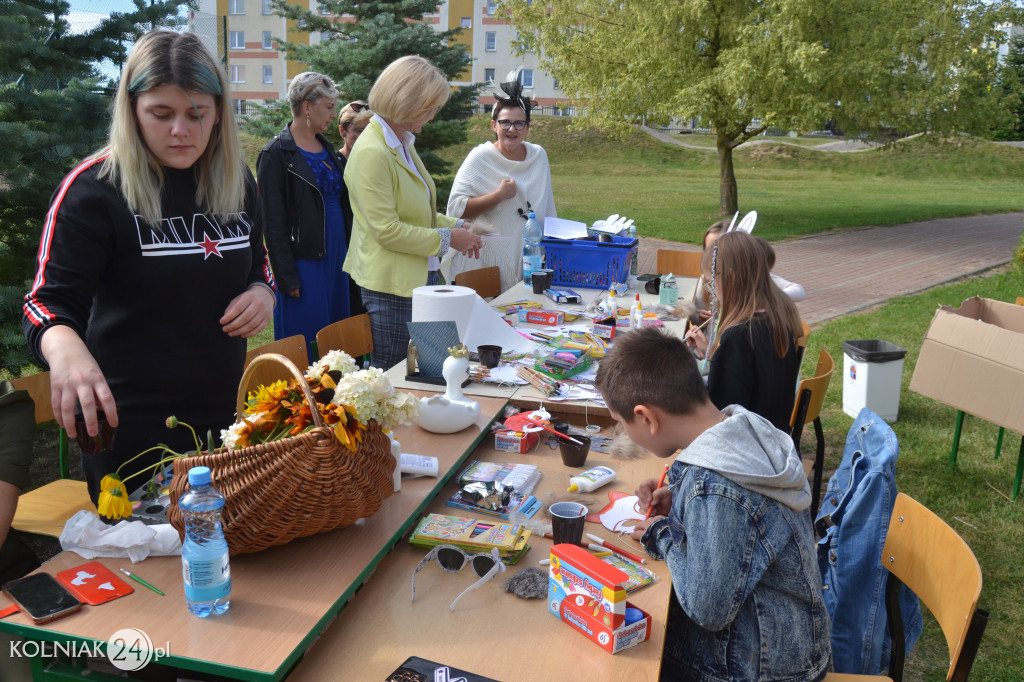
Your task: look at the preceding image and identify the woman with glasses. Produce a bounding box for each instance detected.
[338,101,372,159]
[343,56,483,369]
[446,70,557,293]
[257,72,359,355]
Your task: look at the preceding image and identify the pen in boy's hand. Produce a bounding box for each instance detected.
[643,464,670,521]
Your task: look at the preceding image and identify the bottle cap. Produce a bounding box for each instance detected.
[188,466,212,486]
[567,483,579,493]
[528,211,536,219]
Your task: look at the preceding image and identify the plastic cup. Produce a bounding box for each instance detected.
[532,269,553,294]
[74,408,118,455]
[559,435,591,468]
[549,501,587,546]
[477,345,502,369]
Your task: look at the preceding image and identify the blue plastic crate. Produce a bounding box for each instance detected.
[542,236,638,289]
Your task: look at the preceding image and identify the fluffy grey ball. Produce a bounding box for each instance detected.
[504,567,548,599]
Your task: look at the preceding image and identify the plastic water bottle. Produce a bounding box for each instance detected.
[180,466,231,617]
[628,223,639,289]
[660,272,679,306]
[522,211,543,289]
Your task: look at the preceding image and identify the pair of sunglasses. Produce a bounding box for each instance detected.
[411,545,505,611]
[348,101,370,113]
[301,76,333,101]
[517,201,533,221]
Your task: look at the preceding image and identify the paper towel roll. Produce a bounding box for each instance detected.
[411,285,478,340]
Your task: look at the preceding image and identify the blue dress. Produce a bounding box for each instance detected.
[272,148,351,357]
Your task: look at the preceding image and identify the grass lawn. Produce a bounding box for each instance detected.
[425,115,1024,245]
[802,265,1024,681]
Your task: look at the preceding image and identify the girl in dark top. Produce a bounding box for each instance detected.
[22,31,275,503]
[684,231,803,431]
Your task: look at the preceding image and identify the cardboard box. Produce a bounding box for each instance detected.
[548,543,651,654]
[494,430,540,454]
[909,296,1024,433]
[518,309,565,326]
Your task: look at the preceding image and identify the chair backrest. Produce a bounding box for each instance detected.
[10,371,71,479]
[796,319,811,349]
[454,266,501,299]
[882,493,985,681]
[1016,296,1024,306]
[316,314,373,361]
[790,348,834,429]
[244,335,309,390]
[655,250,703,278]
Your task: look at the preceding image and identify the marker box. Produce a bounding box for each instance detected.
[495,430,540,454]
[518,309,566,326]
[545,288,583,304]
[548,543,652,654]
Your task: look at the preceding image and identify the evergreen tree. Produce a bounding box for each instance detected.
[267,0,481,189]
[0,0,184,375]
[992,35,1024,141]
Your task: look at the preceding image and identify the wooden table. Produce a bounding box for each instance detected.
[0,396,509,681]
[289,414,670,681]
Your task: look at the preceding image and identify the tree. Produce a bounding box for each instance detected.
[507,0,1022,218]
[267,0,481,186]
[992,34,1024,141]
[0,0,184,374]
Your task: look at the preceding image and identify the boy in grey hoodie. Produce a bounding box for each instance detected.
[596,328,830,682]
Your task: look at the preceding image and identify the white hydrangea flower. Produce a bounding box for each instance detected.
[305,349,359,380]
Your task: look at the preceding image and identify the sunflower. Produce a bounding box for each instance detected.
[97,475,132,520]
[245,380,290,416]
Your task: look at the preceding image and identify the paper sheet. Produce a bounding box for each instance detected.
[543,217,589,239]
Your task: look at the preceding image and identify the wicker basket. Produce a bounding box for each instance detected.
[166,353,396,555]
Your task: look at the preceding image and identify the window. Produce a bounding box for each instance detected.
[320,31,330,42]
[484,68,495,83]
[230,65,245,83]
[297,18,306,28]
[262,31,272,49]
[262,0,272,13]
[229,31,245,49]
[229,0,244,14]
[553,77,559,90]
[519,69,533,88]
[486,0,496,14]
[485,32,496,51]
[461,17,471,29]
[233,99,246,115]
[263,65,273,84]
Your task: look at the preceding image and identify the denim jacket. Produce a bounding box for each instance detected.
[814,408,923,674]
[643,406,831,681]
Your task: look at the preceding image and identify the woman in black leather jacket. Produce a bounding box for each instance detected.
[257,72,359,356]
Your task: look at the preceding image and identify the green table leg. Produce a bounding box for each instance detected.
[950,410,966,468]
[996,427,1005,461]
[1013,436,1024,501]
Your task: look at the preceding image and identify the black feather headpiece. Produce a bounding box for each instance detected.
[493,66,532,120]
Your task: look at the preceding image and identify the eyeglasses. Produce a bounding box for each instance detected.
[348,100,370,113]
[517,201,533,221]
[496,119,528,131]
[301,76,333,101]
[411,545,506,611]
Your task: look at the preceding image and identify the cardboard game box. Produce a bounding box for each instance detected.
[548,543,651,654]
[909,296,1024,433]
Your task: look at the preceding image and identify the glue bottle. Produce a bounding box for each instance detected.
[567,465,616,493]
[632,299,644,330]
[629,293,640,325]
[606,288,617,317]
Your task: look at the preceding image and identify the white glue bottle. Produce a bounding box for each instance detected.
[567,465,616,493]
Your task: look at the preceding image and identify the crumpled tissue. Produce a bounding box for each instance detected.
[59,510,182,563]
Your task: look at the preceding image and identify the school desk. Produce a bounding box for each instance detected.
[288,413,671,681]
[0,395,509,681]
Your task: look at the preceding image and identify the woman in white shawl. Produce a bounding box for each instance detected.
[446,71,556,293]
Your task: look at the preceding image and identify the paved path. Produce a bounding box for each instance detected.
[636,213,1024,324]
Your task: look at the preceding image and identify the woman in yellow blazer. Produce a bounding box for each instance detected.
[344,56,482,369]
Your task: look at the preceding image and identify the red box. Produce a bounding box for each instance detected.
[494,430,540,454]
[517,309,565,326]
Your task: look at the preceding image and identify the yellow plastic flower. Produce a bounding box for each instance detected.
[97,478,132,519]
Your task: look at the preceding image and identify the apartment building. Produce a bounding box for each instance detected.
[192,0,569,114]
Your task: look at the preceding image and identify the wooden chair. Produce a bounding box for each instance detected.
[655,249,702,277]
[789,348,834,517]
[453,265,501,299]
[316,314,373,362]
[823,493,988,682]
[795,318,812,369]
[10,372,93,538]
[243,334,309,391]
